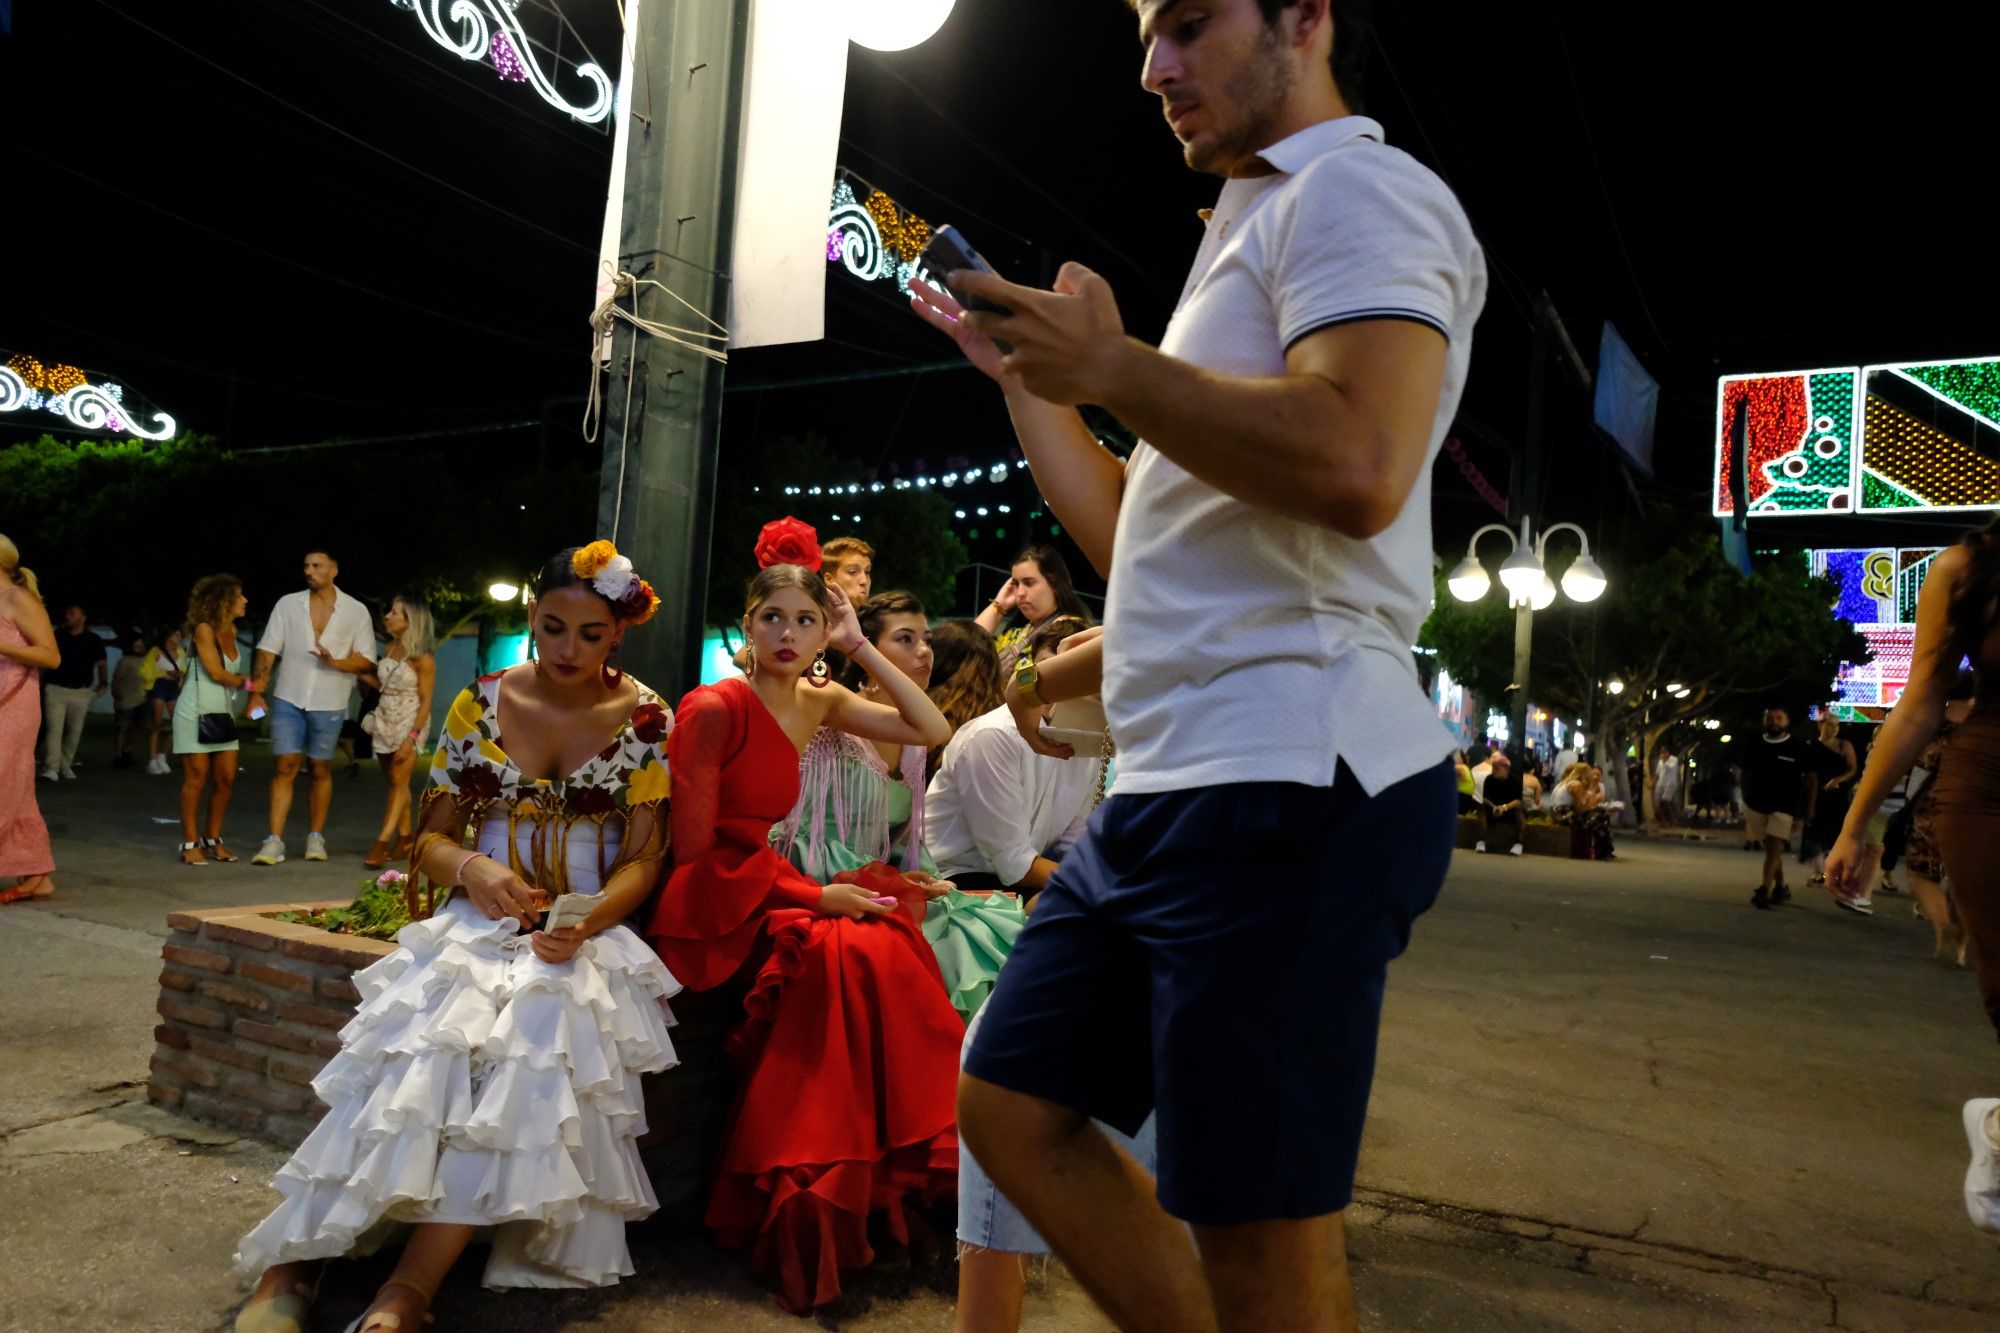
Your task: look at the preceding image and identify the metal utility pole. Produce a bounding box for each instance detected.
[1508,313,1549,758]
[598,0,750,699]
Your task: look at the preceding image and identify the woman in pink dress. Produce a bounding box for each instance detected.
[0,535,60,904]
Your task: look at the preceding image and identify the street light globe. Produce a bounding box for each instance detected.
[487,581,520,603]
[1447,554,1491,602]
[1720,733,1733,744]
[1530,573,1558,611]
[1497,544,1545,602]
[1605,679,1626,695]
[846,0,955,50]
[1561,553,1608,602]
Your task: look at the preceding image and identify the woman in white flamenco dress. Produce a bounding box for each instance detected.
[233,550,681,1333]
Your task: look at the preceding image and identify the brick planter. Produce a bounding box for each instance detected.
[149,903,396,1147]
[147,903,739,1219]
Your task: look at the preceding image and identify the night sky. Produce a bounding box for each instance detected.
[7,1,1998,569]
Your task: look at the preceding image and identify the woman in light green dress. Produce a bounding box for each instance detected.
[173,574,261,865]
[772,591,1026,1021]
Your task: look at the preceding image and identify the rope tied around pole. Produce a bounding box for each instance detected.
[583,263,730,445]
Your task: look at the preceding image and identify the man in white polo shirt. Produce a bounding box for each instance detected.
[910,2,1484,1328]
[249,548,375,865]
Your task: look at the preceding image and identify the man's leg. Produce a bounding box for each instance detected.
[959,1077,1213,1333]
[39,687,63,774]
[307,759,334,833]
[1195,1214,1356,1333]
[268,753,302,837]
[59,687,89,769]
[1763,836,1785,890]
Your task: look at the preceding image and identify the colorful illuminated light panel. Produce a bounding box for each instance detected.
[1712,368,1859,516]
[1809,546,1940,709]
[1856,357,2000,513]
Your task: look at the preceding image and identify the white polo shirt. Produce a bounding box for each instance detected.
[1102,116,1486,798]
[256,587,376,713]
[924,706,1102,886]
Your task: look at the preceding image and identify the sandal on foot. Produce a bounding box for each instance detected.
[204,837,239,863]
[234,1281,316,1333]
[344,1278,435,1333]
[178,841,209,866]
[0,878,54,905]
[363,839,390,869]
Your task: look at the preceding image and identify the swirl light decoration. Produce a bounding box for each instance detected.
[0,350,178,439]
[401,0,612,125]
[828,179,941,297]
[829,181,892,283]
[59,384,177,441]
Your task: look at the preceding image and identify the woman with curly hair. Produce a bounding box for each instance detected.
[925,618,1004,780]
[174,574,260,865]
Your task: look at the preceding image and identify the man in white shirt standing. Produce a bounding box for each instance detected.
[249,549,376,865]
[910,2,1484,1329]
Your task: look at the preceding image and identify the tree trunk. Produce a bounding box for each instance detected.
[1594,721,1635,825]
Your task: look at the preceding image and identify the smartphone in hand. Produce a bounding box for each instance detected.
[920,225,1013,353]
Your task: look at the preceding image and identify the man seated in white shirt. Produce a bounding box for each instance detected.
[925,618,1102,904]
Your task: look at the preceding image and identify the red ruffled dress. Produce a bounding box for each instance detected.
[646,677,963,1312]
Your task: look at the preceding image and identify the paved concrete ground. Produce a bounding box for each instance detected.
[5,732,1999,1330]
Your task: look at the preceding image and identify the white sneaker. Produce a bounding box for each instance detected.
[1474,841,1487,854]
[251,836,286,866]
[39,768,58,782]
[1509,843,1524,857]
[1963,1098,2000,1231]
[149,755,170,775]
[59,764,78,781]
[1835,896,1874,916]
[304,833,328,862]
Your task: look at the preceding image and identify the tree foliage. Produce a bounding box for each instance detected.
[2,434,593,634]
[702,433,969,643]
[1421,514,1869,819]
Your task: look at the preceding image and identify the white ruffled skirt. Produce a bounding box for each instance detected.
[234,898,682,1288]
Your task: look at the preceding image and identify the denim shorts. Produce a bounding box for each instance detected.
[957,1007,1158,1253]
[268,696,345,761]
[964,761,1456,1226]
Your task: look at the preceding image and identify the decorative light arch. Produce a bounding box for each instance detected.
[391,0,612,125]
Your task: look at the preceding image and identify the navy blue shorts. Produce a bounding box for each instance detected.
[963,760,1456,1227]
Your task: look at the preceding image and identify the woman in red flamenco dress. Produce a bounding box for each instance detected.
[647,533,965,1314]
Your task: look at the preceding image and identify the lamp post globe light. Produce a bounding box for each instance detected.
[846,0,957,51]
[1446,518,1609,763]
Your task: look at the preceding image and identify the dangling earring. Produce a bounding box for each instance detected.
[528,634,547,680]
[745,643,757,678]
[808,650,831,688]
[603,641,625,687]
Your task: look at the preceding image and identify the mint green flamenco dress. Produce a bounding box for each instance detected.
[772,728,1025,1021]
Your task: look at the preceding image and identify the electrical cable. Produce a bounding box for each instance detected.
[1547,4,1670,356]
[18,146,583,358]
[86,0,596,256]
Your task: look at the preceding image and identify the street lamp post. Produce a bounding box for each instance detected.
[1447,518,1607,762]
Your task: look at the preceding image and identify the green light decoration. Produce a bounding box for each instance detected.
[1858,356,2000,513]
[1898,359,2000,427]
